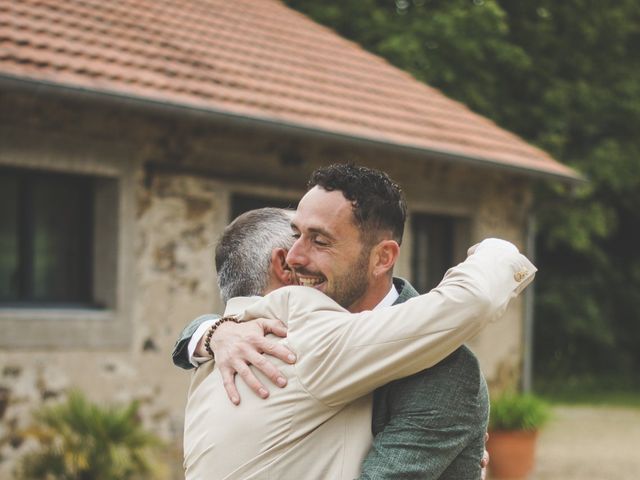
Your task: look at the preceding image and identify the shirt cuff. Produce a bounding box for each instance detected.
[188,319,217,367]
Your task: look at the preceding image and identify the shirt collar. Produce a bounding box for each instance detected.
[373,283,399,310]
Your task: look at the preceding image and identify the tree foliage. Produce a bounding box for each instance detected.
[285,0,640,382]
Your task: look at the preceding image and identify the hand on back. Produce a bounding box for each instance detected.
[199,319,296,404]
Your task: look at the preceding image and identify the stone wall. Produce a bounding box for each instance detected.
[0,169,224,478]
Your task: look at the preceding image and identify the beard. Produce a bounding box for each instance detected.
[326,246,371,310]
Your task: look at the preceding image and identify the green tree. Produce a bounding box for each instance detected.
[286,0,531,118]
[499,1,640,381]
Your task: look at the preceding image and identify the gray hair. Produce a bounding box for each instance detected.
[215,207,295,303]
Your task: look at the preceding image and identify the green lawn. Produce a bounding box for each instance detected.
[535,375,640,408]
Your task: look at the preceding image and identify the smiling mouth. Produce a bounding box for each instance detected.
[297,275,325,288]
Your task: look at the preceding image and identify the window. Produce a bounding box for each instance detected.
[0,168,96,307]
[411,213,469,293]
[1,165,126,349]
[230,193,296,221]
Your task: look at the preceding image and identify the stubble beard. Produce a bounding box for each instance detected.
[328,247,371,310]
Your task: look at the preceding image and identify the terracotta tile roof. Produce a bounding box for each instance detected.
[0,0,579,181]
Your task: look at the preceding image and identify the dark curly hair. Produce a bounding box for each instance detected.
[308,164,406,245]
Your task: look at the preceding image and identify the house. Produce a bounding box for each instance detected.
[0,0,579,472]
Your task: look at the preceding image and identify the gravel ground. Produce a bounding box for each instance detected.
[528,405,640,480]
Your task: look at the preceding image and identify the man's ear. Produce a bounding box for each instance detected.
[371,240,400,278]
[271,248,295,286]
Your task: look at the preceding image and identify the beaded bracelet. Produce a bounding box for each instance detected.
[204,316,239,359]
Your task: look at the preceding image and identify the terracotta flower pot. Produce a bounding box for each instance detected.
[486,430,538,479]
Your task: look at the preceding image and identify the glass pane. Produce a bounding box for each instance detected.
[31,174,93,302]
[0,173,19,300]
[411,214,454,293]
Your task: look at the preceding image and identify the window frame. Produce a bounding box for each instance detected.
[0,158,133,350]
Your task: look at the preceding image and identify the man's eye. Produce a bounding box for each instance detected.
[292,233,301,239]
[314,239,328,246]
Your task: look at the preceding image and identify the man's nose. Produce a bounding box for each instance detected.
[286,238,307,268]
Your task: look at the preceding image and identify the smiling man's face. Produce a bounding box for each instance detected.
[286,186,372,312]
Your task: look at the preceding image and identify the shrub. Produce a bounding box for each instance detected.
[17,391,166,480]
[489,392,551,432]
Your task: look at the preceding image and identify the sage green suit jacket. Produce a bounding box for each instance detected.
[363,278,489,479]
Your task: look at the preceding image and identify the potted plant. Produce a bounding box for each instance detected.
[487,391,551,479]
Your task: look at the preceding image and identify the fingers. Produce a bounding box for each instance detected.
[231,357,270,400]
[219,349,278,405]
[258,318,288,338]
[220,367,240,405]
[480,432,489,479]
[246,350,286,389]
[248,344,291,386]
[481,448,490,467]
[209,319,296,404]
[256,335,296,364]
[482,432,490,467]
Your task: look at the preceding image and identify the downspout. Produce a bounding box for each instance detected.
[522,214,537,393]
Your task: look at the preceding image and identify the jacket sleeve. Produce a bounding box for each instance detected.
[171,314,221,370]
[242,240,535,407]
[360,346,488,479]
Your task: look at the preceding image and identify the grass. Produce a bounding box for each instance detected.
[534,375,640,409]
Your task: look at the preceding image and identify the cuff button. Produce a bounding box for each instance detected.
[514,269,528,282]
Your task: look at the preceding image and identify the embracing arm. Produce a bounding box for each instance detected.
[171,311,296,402]
[241,239,536,406]
[171,314,219,370]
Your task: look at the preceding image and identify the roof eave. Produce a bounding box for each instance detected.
[0,73,584,185]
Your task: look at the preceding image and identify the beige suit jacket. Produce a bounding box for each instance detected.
[183,240,536,479]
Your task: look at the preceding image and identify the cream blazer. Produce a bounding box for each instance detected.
[184,240,536,479]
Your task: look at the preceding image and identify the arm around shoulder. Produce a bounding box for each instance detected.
[290,239,535,406]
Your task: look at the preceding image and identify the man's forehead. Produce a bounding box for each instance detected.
[292,187,355,232]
